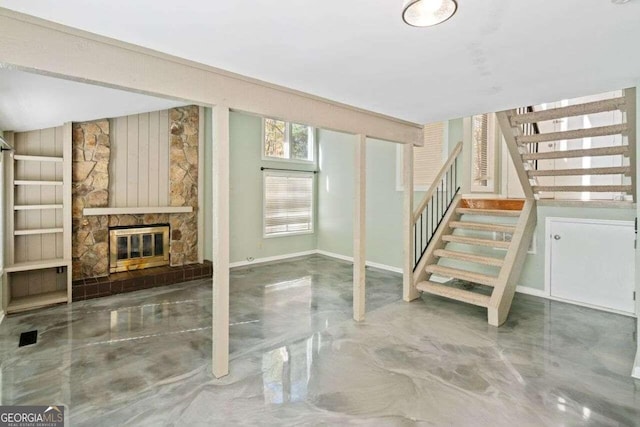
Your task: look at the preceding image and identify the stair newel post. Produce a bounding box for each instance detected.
[403,142,419,301]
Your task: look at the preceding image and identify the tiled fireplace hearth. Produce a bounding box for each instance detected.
[72,261,212,301]
[70,106,208,301]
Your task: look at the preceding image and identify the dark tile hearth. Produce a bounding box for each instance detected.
[71,260,213,301]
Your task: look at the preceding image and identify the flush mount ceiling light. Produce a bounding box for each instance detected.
[402,0,458,27]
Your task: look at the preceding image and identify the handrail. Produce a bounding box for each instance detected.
[413,141,463,223]
[411,141,462,270]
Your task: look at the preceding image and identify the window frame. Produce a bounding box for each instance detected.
[261,118,315,165]
[469,113,497,193]
[262,169,315,239]
[395,122,448,191]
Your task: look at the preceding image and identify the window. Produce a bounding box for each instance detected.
[263,118,314,163]
[470,113,496,192]
[396,121,446,191]
[263,171,314,237]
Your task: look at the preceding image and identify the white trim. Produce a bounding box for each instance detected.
[515,285,548,298]
[197,105,205,264]
[0,311,4,326]
[83,206,193,215]
[633,352,640,379]
[230,250,317,268]
[316,250,403,274]
[261,117,316,164]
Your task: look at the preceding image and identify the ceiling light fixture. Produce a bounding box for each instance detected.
[402,0,458,27]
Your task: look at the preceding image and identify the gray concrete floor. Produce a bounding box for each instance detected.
[0,255,638,426]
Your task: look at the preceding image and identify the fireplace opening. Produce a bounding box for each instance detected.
[109,225,170,273]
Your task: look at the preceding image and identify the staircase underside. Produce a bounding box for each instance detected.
[499,88,636,203]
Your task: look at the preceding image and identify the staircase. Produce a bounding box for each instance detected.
[496,88,636,202]
[413,195,536,326]
[407,142,536,327]
[406,87,636,327]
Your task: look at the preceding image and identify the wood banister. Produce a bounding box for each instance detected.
[412,142,463,223]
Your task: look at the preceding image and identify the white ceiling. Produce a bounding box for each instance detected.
[0,68,185,132]
[1,0,640,124]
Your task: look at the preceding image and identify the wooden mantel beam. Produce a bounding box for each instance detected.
[0,8,423,145]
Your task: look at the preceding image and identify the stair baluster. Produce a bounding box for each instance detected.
[412,142,462,270]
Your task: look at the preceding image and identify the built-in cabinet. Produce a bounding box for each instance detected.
[2,124,72,314]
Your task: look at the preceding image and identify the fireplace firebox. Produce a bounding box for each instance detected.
[109,225,170,273]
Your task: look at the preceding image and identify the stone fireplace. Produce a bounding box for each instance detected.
[70,105,211,301]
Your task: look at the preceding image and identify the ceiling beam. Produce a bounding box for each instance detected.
[0,8,423,145]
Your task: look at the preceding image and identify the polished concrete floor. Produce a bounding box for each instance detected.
[0,255,639,426]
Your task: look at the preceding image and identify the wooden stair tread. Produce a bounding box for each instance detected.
[417,281,491,308]
[528,166,631,177]
[533,185,633,193]
[456,208,521,217]
[434,249,504,267]
[449,221,515,233]
[442,235,511,249]
[459,198,524,211]
[425,264,498,287]
[517,124,628,145]
[511,97,626,125]
[522,145,629,161]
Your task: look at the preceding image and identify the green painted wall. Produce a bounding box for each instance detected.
[317,122,462,270]
[228,111,317,264]
[317,129,355,257]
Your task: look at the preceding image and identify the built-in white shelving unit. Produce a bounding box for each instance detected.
[2,125,72,314]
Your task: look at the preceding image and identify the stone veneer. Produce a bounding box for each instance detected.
[72,120,110,279]
[72,106,200,279]
[169,106,199,265]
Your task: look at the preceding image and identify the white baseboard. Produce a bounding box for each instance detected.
[0,311,4,326]
[230,249,403,274]
[633,350,640,379]
[515,285,547,298]
[230,250,317,268]
[315,250,403,274]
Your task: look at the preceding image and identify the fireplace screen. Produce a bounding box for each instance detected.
[109,225,170,273]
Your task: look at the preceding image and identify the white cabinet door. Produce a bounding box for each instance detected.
[549,218,635,315]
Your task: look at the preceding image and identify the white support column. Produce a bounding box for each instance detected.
[353,135,366,322]
[211,105,230,378]
[403,143,419,301]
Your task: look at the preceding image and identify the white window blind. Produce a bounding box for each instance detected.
[413,122,445,189]
[472,114,489,186]
[263,171,314,237]
[470,113,495,192]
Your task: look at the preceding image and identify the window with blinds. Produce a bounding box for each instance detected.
[470,113,496,192]
[396,121,445,191]
[263,171,314,237]
[414,122,445,189]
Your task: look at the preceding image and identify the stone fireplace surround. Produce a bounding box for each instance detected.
[71,106,207,300]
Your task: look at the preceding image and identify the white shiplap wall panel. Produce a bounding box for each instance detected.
[109,110,170,207]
